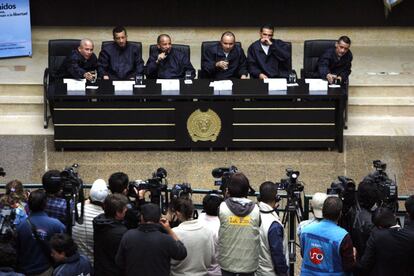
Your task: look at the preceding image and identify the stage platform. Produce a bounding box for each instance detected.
[1,27,414,136]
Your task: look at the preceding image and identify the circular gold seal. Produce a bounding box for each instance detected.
[187,109,222,142]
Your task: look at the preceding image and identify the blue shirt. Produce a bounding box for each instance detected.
[16,212,66,275]
[45,197,67,224]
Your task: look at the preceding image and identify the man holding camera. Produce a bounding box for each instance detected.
[247,25,291,79]
[218,172,260,276]
[256,181,289,276]
[16,189,66,276]
[357,197,414,276]
[42,170,71,225]
[318,36,352,85]
[93,194,128,276]
[115,203,187,276]
[300,196,355,275]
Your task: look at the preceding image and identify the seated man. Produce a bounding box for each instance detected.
[146,34,195,79]
[58,38,98,81]
[318,36,353,84]
[201,31,248,79]
[247,25,291,79]
[98,26,144,80]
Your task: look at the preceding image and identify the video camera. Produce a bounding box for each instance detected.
[0,167,5,177]
[212,166,238,193]
[51,164,85,235]
[277,169,304,198]
[364,160,398,211]
[128,168,168,207]
[0,206,16,243]
[327,176,357,214]
[170,183,192,202]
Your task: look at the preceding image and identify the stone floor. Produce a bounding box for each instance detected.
[1,135,413,197]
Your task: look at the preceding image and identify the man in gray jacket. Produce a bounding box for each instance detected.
[218,173,260,276]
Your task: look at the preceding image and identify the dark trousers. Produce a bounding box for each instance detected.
[221,269,255,276]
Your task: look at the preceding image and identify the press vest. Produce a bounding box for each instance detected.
[300,219,348,276]
[256,202,286,276]
[218,200,260,273]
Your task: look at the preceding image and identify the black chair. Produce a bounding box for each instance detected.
[101,41,142,54]
[301,39,336,79]
[301,39,349,128]
[43,39,81,128]
[198,41,242,79]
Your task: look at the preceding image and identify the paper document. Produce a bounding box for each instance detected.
[113,81,134,93]
[209,80,233,93]
[305,79,328,91]
[156,79,180,91]
[63,78,86,92]
[264,78,287,91]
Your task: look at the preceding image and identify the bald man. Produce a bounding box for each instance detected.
[58,38,98,81]
[201,31,248,80]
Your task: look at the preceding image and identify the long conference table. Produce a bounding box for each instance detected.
[52,79,346,152]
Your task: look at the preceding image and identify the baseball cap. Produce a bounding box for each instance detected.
[90,179,109,203]
[311,192,329,219]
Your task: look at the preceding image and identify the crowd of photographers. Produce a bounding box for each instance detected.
[0,162,413,276]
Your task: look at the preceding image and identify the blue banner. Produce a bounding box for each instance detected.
[0,0,32,58]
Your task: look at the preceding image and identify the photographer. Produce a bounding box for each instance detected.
[72,179,109,263]
[347,178,380,261]
[108,172,141,229]
[16,189,66,276]
[93,194,128,276]
[218,172,260,276]
[42,170,72,224]
[0,180,28,226]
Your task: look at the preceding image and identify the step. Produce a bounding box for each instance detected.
[0,104,43,116]
[345,116,414,136]
[0,84,43,104]
[348,106,414,117]
[0,115,53,135]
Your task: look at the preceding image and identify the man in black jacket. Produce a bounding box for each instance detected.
[247,25,291,79]
[115,203,187,276]
[58,39,98,81]
[357,197,414,276]
[318,36,353,84]
[98,26,144,80]
[93,194,128,276]
[146,34,195,79]
[201,31,248,79]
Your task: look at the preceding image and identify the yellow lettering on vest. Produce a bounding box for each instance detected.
[229,215,251,226]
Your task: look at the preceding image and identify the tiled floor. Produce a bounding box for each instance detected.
[1,135,413,197]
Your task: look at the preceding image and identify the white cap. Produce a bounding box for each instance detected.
[311,192,329,219]
[90,179,109,203]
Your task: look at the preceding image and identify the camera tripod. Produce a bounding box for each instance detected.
[281,190,304,276]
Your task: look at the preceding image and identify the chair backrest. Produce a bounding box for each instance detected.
[149,44,190,59]
[302,39,336,78]
[48,39,81,74]
[101,41,143,56]
[283,41,292,72]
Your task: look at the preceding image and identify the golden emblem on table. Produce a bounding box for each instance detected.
[187,109,222,142]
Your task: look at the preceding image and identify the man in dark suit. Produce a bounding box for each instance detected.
[318,36,353,84]
[201,31,248,80]
[247,25,291,79]
[58,39,98,81]
[146,34,195,79]
[357,197,414,276]
[98,26,144,80]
